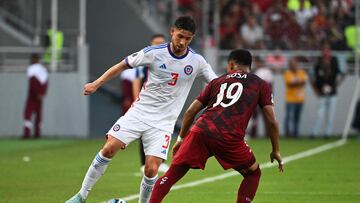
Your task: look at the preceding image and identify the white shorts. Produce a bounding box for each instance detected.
[107,113,172,160]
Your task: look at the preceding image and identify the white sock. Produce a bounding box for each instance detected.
[78,152,111,199]
[138,175,158,203]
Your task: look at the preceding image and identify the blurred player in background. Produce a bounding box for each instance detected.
[66,16,217,203]
[23,54,48,139]
[119,34,170,173]
[149,49,283,203]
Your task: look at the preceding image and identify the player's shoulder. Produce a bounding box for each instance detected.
[248,72,264,81]
[143,43,168,54]
[188,47,205,60]
[233,72,266,86]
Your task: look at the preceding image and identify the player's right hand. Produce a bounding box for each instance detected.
[270,151,284,172]
[172,141,182,157]
[83,82,98,95]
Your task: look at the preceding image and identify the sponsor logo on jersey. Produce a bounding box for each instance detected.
[113,124,120,132]
[159,64,167,69]
[161,149,167,154]
[184,65,193,75]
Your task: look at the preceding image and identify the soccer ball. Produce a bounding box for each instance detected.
[107,199,127,203]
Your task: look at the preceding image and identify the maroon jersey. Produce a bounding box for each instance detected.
[192,70,273,142]
[28,76,48,101]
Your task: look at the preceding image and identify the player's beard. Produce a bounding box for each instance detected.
[171,42,186,55]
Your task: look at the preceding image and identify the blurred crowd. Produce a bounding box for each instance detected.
[173,0,356,51]
[219,0,355,50]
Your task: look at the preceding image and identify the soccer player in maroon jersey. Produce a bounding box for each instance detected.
[23,54,48,139]
[149,49,284,203]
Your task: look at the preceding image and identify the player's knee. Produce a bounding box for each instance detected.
[101,135,126,158]
[144,164,159,177]
[244,166,261,178]
[101,146,115,158]
[251,166,261,177]
[238,162,261,178]
[101,141,119,158]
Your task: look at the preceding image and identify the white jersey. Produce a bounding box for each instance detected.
[124,43,217,133]
[27,63,48,84]
[254,67,273,84]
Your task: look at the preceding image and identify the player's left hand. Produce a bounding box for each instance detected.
[172,141,182,157]
[83,82,98,95]
[270,151,284,172]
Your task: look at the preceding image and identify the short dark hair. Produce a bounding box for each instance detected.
[174,16,196,34]
[30,53,40,63]
[151,33,166,40]
[228,49,252,69]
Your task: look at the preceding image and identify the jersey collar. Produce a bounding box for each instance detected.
[167,43,189,59]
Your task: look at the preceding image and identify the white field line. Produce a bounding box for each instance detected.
[104,139,347,202]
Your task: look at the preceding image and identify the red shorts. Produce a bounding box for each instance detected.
[172,130,256,170]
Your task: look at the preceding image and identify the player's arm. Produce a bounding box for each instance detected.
[83,60,128,95]
[199,58,218,83]
[179,100,204,139]
[262,105,284,172]
[172,99,204,155]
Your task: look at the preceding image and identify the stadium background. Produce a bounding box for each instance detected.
[0,0,358,138]
[0,0,359,202]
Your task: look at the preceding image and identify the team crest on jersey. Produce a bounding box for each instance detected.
[184,65,193,75]
[113,124,120,132]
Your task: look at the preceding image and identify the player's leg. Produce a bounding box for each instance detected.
[139,155,162,203]
[149,163,190,203]
[235,162,261,203]
[214,138,259,203]
[139,140,146,172]
[66,135,126,203]
[150,130,210,203]
[66,115,140,203]
[34,101,42,138]
[23,100,33,139]
[138,128,172,203]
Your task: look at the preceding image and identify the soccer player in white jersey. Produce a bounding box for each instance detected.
[120,34,170,173]
[65,16,217,203]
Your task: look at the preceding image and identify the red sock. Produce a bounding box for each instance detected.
[237,167,261,203]
[149,164,190,203]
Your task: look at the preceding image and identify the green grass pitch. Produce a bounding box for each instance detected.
[0,137,359,203]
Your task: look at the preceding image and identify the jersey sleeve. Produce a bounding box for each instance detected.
[198,57,217,83]
[196,80,214,106]
[125,48,154,69]
[258,80,274,108]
